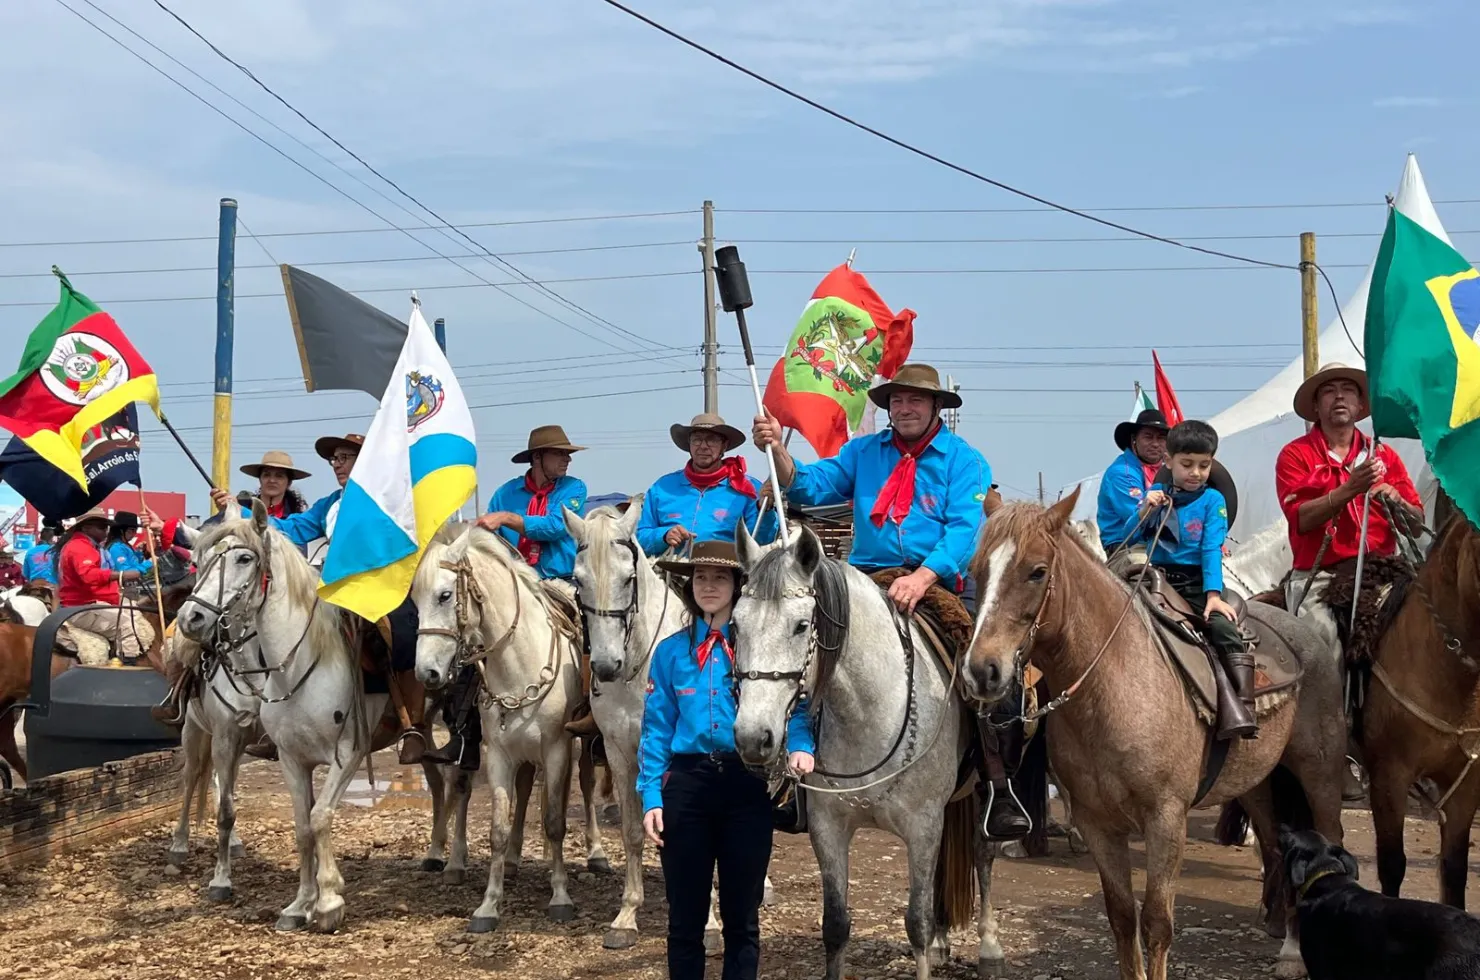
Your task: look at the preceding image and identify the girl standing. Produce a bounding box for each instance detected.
[639,539,815,980]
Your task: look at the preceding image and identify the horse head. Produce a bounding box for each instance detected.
[411,522,478,690]
[962,485,1082,705]
[567,498,646,683]
[177,495,271,645]
[731,518,842,768]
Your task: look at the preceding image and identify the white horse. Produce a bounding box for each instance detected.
[412,523,607,932]
[1223,520,1294,599]
[178,502,386,932]
[0,587,48,626]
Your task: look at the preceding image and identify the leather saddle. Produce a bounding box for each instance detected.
[1134,567,1302,716]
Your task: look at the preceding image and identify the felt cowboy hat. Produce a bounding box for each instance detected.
[314,433,365,462]
[655,539,743,576]
[1114,409,1171,451]
[867,363,963,411]
[512,424,587,465]
[241,450,311,481]
[1293,362,1369,424]
[670,412,745,453]
[111,511,141,532]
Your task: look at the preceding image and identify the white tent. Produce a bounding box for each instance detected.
[1067,153,1446,540]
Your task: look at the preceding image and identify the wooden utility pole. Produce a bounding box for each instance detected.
[1038,472,1045,504]
[701,200,719,413]
[211,198,237,514]
[1300,232,1319,378]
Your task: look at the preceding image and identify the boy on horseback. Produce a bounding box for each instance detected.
[1137,420,1258,740]
[753,363,1032,839]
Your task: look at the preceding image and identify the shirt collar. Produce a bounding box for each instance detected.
[881,423,951,455]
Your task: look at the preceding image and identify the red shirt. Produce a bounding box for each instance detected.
[1275,428,1421,571]
[0,562,23,589]
[58,535,120,606]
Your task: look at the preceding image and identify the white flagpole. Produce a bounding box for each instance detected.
[1349,438,1379,636]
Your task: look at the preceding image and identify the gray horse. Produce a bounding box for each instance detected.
[730,523,1000,980]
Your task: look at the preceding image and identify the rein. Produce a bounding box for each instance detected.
[576,537,667,681]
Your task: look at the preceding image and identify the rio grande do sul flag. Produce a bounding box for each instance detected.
[1365,208,1480,527]
[0,272,160,489]
[762,263,915,458]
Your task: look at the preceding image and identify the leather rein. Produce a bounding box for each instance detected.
[576,537,667,682]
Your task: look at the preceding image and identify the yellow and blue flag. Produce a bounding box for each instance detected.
[319,299,477,621]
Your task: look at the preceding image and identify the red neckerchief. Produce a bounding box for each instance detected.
[870,420,943,528]
[1306,426,1375,531]
[695,627,733,670]
[1140,460,1161,488]
[683,456,757,499]
[518,472,556,566]
[265,498,287,519]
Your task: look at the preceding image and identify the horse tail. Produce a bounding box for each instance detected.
[1214,764,1313,847]
[1214,800,1249,847]
[933,792,978,931]
[1018,727,1051,858]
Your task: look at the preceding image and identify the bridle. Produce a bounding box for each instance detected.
[576,537,669,681]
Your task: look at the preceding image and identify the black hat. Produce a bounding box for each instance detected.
[112,511,141,532]
[1152,459,1240,529]
[1114,409,1170,451]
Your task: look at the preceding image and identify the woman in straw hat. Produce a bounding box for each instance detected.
[240,450,312,520]
[635,413,779,556]
[638,540,814,980]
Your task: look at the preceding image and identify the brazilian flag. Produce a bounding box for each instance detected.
[1365,209,1480,527]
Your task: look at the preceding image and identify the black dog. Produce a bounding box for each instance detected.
[1281,826,1480,980]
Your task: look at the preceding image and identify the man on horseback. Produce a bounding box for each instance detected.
[635,412,778,555]
[54,508,154,661]
[204,432,429,765]
[1096,408,1170,570]
[753,363,1033,839]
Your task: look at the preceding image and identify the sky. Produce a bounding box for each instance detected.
[2,0,1477,513]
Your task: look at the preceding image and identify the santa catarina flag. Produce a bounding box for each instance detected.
[0,273,160,490]
[1365,208,1480,527]
[762,264,915,458]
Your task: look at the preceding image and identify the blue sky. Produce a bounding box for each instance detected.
[2,0,1476,512]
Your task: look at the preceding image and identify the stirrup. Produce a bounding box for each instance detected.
[981,780,1033,840]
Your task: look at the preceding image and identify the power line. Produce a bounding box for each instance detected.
[597,0,1293,271]
[729,230,1480,246]
[721,201,1480,216]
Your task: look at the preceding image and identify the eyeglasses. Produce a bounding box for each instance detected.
[330,453,358,466]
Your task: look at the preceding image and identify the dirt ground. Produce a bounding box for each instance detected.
[0,751,1467,980]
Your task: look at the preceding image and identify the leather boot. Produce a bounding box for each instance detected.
[1213,651,1258,741]
[244,734,279,761]
[150,661,193,727]
[397,724,429,765]
[983,780,1031,840]
[564,700,600,738]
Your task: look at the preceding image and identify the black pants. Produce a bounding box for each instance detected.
[1162,566,1241,656]
[387,597,419,672]
[660,754,774,980]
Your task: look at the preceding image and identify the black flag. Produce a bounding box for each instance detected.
[0,404,141,520]
[281,264,408,396]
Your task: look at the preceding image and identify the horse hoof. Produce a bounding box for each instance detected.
[165,849,187,868]
[1275,957,1308,979]
[467,915,500,934]
[704,929,721,956]
[314,905,345,934]
[421,858,446,873]
[929,943,950,968]
[442,868,466,886]
[275,914,309,932]
[206,885,234,904]
[603,928,639,950]
[978,955,1006,978]
[1001,840,1028,859]
[547,903,576,923]
[229,843,246,860]
[587,856,612,875]
[762,881,775,907]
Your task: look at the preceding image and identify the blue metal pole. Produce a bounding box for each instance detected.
[433,317,446,354]
[212,198,237,512]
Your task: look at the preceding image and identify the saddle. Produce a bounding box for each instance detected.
[867,568,973,675]
[1134,567,1303,718]
[1318,554,1413,669]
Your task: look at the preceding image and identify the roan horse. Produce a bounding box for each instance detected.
[1355,514,1480,908]
[730,523,997,980]
[962,490,1345,980]
[412,522,608,933]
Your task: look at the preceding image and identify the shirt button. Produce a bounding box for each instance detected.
[712,724,719,730]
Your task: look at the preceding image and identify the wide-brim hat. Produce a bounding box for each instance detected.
[513,424,587,465]
[111,511,140,532]
[1293,363,1369,424]
[70,507,113,530]
[242,450,311,481]
[1114,409,1171,451]
[868,363,962,411]
[314,433,366,462]
[655,539,743,576]
[670,412,745,453]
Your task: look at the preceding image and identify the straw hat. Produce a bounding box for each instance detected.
[655,539,743,576]
[241,450,311,481]
[70,507,113,530]
[512,425,587,465]
[1293,363,1369,423]
[314,433,365,462]
[867,363,962,410]
[1114,409,1171,451]
[670,412,745,453]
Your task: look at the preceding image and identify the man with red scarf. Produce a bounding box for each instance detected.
[635,412,778,555]
[755,364,1031,839]
[1276,363,1424,652]
[478,424,589,582]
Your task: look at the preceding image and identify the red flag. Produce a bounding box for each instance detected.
[1152,350,1184,426]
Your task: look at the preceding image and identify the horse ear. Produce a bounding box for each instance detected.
[984,486,1004,517]
[617,493,643,537]
[735,515,760,571]
[795,524,824,576]
[562,506,586,546]
[249,496,269,533]
[1045,484,1082,531]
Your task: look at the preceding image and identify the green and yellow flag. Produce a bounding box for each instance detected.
[1364,209,1480,526]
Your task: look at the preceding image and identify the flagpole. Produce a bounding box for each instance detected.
[135,481,168,662]
[156,413,217,490]
[1349,438,1379,637]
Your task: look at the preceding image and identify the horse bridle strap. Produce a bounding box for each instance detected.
[576,538,655,676]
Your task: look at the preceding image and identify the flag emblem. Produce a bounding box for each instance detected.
[405,370,444,431]
[44,333,127,406]
[790,305,882,396]
[1435,272,1480,343]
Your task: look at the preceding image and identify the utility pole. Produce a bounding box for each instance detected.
[433,317,446,354]
[1038,472,1045,505]
[944,374,956,432]
[700,200,719,413]
[212,198,237,514]
[1300,232,1319,379]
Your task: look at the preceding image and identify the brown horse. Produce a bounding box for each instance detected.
[1358,514,1480,906]
[962,489,1345,980]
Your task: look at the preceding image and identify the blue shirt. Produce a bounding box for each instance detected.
[637,622,816,812]
[635,469,779,556]
[488,474,587,580]
[105,540,153,577]
[243,489,342,551]
[784,427,991,586]
[1141,487,1230,594]
[1097,449,1159,549]
[23,544,56,584]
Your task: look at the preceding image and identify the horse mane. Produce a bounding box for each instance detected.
[745,544,852,702]
[449,525,547,604]
[973,500,1100,583]
[579,505,642,610]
